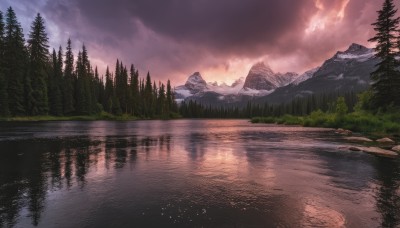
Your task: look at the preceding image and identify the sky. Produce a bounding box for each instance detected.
[0,0,390,86]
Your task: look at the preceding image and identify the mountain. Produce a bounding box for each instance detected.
[175,62,301,104]
[257,43,377,104]
[174,72,248,104]
[242,62,299,91]
[291,67,320,85]
[175,43,377,106]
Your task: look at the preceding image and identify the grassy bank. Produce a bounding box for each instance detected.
[252,110,400,138]
[0,112,182,122]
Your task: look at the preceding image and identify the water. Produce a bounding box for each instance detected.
[0,120,399,228]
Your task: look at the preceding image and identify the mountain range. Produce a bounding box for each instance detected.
[175,43,377,106]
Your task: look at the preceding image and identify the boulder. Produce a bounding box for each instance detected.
[335,128,352,136]
[349,147,362,151]
[392,145,400,153]
[376,138,395,144]
[345,137,373,143]
[360,147,398,158]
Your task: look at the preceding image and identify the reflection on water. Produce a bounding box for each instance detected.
[0,120,399,227]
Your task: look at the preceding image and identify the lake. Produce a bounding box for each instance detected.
[0,120,399,227]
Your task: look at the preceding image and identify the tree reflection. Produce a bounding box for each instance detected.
[0,134,174,227]
[185,133,207,161]
[374,158,400,227]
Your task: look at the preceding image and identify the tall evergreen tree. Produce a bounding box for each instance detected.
[27,13,49,115]
[166,80,175,113]
[0,10,9,116]
[74,51,85,114]
[48,48,63,116]
[144,72,153,117]
[4,7,27,116]
[130,65,139,115]
[104,66,114,113]
[369,0,400,108]
[63,39,75,115]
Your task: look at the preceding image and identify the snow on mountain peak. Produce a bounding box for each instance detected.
[186,72,206,85]
[243,62,299,91]
[345,43,369,54]
[178,72,208,95]
[334,43,374,62]
[291,67,320,85]
[249,62,274,76]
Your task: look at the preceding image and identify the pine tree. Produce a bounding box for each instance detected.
[27,13,49,115]
[74,51,85,114]
[104,66,114,113]
[49,48,63,116]
[369,0,400,108]
[0,10,9,116]
[144,72,153,117]
[4,7,27,116]
[130,65,139,116]
[166,80,173,114]
[158,82,166,115]
[63,39,75,115]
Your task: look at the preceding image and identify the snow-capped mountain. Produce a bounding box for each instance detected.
[258,43,377,104]
[175,43,377,106]
[174,73,246,103]
[291,67,320,85]
[207,77,245,95]
[242,62,299,91]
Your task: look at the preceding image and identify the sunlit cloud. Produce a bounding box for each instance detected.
[1,0,389,85]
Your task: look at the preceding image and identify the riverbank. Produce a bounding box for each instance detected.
[0,112,181,122]
[252,110,400,138]
[251,111,400,157]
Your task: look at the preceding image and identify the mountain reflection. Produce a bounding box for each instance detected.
[0,134,171,227]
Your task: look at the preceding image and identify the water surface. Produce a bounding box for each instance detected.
[0,120,399,227]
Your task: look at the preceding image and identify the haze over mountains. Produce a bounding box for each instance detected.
[175,43,377,106]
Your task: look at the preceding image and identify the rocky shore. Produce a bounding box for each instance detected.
[335,128,399,158]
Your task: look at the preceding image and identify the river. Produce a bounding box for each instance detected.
[0,120,399,227]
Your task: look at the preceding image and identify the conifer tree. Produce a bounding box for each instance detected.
[158,82,166,115]
[130,65,140,115]
[63,39,75,115]
[166,80,174,113]
[27,13,49,115]
[74,51,85,114]
[104,66,114,113]
[49,48,63,115]
[4,7,27,116]
[144,72,153,117]
[369,0,400,108]
[0,10,9,116]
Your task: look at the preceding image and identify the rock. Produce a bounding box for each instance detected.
[376,138,395,144]
[337,146,349,150]
[360,147,398,158]
[335,128,352,135]
[345,137,373,143]
[349,147,362,151]
[392,145,400,153]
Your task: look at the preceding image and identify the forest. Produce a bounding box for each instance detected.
[0,7,178,119]
[1,0,400,125]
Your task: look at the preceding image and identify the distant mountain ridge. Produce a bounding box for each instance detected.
[175,43,376,106]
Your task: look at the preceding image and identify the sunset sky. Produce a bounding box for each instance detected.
[0,0,390,85]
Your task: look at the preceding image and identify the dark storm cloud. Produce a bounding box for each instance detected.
[2,0,388,84]
[44,0,315,57]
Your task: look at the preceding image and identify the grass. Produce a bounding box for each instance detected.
[252,110,400,138]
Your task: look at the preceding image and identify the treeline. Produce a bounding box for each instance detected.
[0,7,177,118]
[179,91,359,118]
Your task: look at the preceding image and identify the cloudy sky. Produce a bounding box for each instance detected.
[0,0,388,85]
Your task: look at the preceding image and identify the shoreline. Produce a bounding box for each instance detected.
[251,116,400,157]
